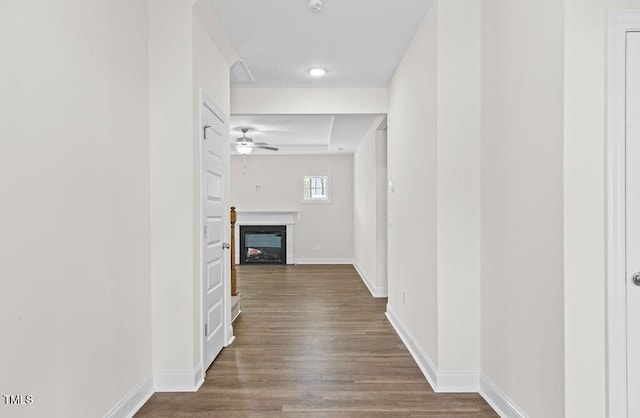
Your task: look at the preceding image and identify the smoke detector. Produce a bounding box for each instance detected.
[307,0,324,12]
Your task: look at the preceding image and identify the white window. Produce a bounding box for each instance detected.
[302,175,330,203]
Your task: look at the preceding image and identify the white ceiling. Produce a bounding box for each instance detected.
[230,114,380,155]
[211,0,432,88]
[212,0,429,155]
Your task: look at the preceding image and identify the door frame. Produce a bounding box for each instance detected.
[199,89,234,377]
[606,12,640,417]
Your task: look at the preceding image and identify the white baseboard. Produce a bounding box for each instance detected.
[385,305,479,393]
[154,365,204,392]
[231,295,242,323]
[104,374,154,418]
[479,374,527,418]
[232,306,242,322]
[353,263,388,297]
[294,258,353,265]
[226,324,235,346]
[386,305,438,389]
[437,371,480,393]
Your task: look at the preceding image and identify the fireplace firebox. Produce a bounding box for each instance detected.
[239,225,287,265]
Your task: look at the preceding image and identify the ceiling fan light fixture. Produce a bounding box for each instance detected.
[309,67,327,77]
[234,127,278,153]
[236,142,253,154]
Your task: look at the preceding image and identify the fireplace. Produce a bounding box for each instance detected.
[239,225,287,265]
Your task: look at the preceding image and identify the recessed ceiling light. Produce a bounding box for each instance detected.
[309,68,327,77]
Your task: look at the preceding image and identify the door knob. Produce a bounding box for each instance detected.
[633,272,640,286]
[222,243,230,249]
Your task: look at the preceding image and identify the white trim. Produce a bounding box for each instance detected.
[300,173,333,204]
[199,89,207,400]
[232,307,242,322]
[231,295,242,323]
[479,374,527,418]
[294,258,353,265]
[230,59,255,84]
[353,263,388,297]
[385,306,479,393]
[606,12,640,418]
[153,365,204,392]
[437,371,480,393]
[385,305,438,390]
[104,375,154,418]
[235,210,298,224]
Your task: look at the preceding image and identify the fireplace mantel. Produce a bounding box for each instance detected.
[235,210,297,225]
[234,211,297,264]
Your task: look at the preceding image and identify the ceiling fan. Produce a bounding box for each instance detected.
[235,128,279,154]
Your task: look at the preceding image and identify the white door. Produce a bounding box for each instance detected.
[627,30,640,417]
[202,95,228,370]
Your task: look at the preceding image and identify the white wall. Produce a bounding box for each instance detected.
[375,129,388,294]
[191,1,233,374]
[386,0,481,388]
[3,0,633,415]
[353,117,387,296]
[231,88,387,115]
[230,155,354,262]
[564,1,640,416]
[387,0,440,366]
[149,0,232,390]
[480,1,565,416]
[149,0,196,380]
[436,0,481,376]
[386,0,640,415]
[0,1,152,417]
[354,122,377,282]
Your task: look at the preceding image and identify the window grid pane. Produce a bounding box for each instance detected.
[303,176,328,200]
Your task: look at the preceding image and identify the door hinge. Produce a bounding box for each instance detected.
[203,225,207,239]
[205,323,208,337]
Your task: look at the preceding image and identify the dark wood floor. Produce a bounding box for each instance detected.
[136,264,498,417]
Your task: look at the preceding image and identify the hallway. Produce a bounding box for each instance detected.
[136,265,497,417]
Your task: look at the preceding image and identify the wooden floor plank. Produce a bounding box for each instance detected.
[135,265,497,417]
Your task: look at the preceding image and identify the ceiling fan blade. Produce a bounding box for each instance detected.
[253,142,269,145]
[255,145,279,151]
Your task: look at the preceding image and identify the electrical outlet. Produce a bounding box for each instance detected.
[315,243,320,250]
